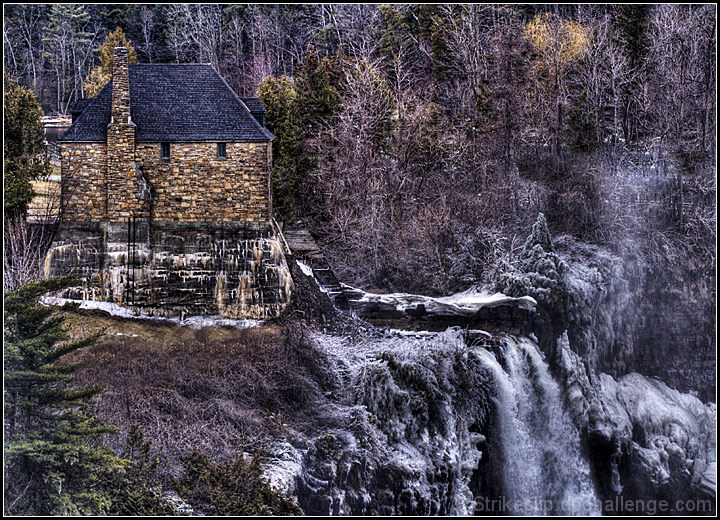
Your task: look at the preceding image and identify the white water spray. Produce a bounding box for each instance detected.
[478,336,601,515]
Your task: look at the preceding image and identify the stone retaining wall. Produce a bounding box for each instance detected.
[45,222,292,320]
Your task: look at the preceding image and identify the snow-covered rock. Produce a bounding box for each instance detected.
[557,333,716,502]
[342,285,537,317]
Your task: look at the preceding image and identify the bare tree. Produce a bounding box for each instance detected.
[3,216,53,291]
[3,164,62,291]
[648,4,716,152]
[139,5,156,63]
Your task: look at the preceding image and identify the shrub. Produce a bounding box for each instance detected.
[173,450,302,516]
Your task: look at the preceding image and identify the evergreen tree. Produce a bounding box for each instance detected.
[614,5,651,143]
[292,47,343,215]
[500,212,568,308]
[3,72,49,218]
[499,213,570,357]
[84,27,138,97]
[106,426,176,515]
[42,4,95,113]
[258,75,298,223]
[4,278,123,515]
[416,5,455,86]
[567,90,599,151]
[258,47,342,222]
[378,4,411,66]
[293,48,342,129]
[377,4,421,90]
[615,5,651,70]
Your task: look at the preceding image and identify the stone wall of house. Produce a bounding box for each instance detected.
[60,143,107,221]
[135,141,271,223]
[60,140,271,224]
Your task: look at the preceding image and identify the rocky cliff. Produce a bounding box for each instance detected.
[258,324,715,515]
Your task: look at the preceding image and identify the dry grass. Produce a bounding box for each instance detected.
[62,311,337,481]
[28,172,60,221]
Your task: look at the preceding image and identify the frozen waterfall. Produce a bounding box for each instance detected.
[275,325,603,516]
[477,336,600,515]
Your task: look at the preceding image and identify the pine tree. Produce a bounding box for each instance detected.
[499,213,570,357]
[84,27,138,97]
[614,5,651,143]
[258,75,298,223]
[4,278,124,515]
[258,47,342,222]
[106,425,176,515]
[416,5,454,86]
[42,4,95,113]
[3,72,49,218]
[292,47,342,216]
[500,212,567,307]
[377,4,419,90]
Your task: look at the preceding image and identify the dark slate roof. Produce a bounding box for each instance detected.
[241,97,266,113]
[60,64,273,142]
[70,98,92,115]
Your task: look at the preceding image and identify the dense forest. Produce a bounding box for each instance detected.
[3,3,717,516]
[5,3,714,284]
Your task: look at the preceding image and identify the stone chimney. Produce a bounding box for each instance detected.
[107,46,143,223]
[111,47,131,123]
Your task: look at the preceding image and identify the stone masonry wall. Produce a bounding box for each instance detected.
[135,141,271,223]
[55,139,277,318]
[61,143,107,221]
[45,222,292,320]
[60,140,271,224]
[107,46,150,222]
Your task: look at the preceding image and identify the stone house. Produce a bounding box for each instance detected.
[45,47,292,319]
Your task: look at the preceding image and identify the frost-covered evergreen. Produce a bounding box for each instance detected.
[500,213,567,308]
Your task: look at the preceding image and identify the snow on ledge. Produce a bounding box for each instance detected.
[40,297,262,329]
[296,259,314,277]
[342,284,537,316]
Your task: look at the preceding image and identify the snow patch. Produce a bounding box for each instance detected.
[296,259,314,278]
[40,296,262,329]
[263,442,306,495]
[343,284,537,315]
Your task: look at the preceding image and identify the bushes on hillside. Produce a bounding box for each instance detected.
[173,450,302,516]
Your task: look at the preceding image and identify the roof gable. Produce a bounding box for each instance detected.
[240,97,266,114]
[60,64,273,142]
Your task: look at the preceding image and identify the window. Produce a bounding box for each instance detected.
[217,142,227,159]
[161,142,170,159]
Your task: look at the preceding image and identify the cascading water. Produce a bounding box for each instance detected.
[265,266,714,516]
[479,336,601,515]
[268,323,603,516]
[500,338,600,515]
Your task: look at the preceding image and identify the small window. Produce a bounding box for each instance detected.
[217,143,227,159]
[161,142,170,159]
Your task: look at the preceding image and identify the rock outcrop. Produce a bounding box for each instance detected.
[558,333,716,513]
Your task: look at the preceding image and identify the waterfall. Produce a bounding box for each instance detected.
[478,336,601,515]
[267,263,715,516]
